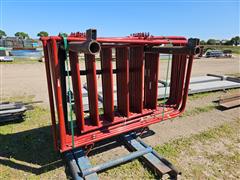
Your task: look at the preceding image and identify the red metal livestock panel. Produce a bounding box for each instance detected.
[41,29,199,152]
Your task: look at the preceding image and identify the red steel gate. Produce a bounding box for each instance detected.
[41,29,200,152]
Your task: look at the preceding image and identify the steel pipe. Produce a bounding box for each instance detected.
[69,40,101,55]
[144,46,200,55]
[81,147,152,177]
[64,152,82,180]
[145,38,200,55]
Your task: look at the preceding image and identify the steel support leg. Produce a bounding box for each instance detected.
[64,132,179,179]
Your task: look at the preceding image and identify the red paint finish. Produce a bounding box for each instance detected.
[167,54,180,106]
[129,46,144,113]
[42,40,58,150]
[41,33,195,152]
[85,54,100,126]
[50,39,67,150]
[175,55,187,107]
[42,36,187,45]
[179,55,194,112]
[116,47,130,117]
[144,53,159,109]
[100,48,114,121]
[69,51,85,131]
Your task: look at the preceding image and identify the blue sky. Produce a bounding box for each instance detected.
[0,0,239,40]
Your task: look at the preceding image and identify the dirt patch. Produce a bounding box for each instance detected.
[0,63,48,105]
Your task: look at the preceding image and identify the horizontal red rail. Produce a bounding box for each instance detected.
[41,36,187,45]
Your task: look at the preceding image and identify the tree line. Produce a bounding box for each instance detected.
[0,29,239,46]
[200,36,239,46]
[0,30,67,39]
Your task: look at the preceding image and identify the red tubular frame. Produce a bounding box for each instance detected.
[47,39,67,150]
[42,40,58,150]
[144,53,159,109]
[41,34,195,152]
[129,46,144,113]
[85,54,100,126]
[116,47,130,117]
[69,51,85,131]
[100,48,114,121]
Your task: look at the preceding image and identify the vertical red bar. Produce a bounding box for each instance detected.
[50,39,67,150]
[129,46,144,113]
[69,51,85,131]
[85,54,100,126]
[43,40,58,150]
[175,55,187,106]
[179,55,194,111]
[116,47,130,117]
[168,54,180,105]
[58,48,69,131]
[100,48,114,121]
[144,53,159,109]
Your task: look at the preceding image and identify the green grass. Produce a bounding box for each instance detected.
[0,98,64,180]
[101,118,240,179]
[225,72,240,77]
[180,105,216,117]
[204,45,240,54]
[1,95,35,103]
[188,89,240,101]
[188,91,215,100]
[99,159,155,179]
[154,118,240,179]
[1,96,239,179]
[152,123,233,159]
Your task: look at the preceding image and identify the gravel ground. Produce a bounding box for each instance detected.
[1,56,239,104]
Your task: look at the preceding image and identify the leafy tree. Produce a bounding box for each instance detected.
[37,31,49,37]
[224,40,232,45]
[207,39,217,45]
[230,36,240,46]
[15,32,29,39]
[0,29,7,38]
[200,40,206,45]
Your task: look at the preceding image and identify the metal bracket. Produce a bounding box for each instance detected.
[68,29,101,55]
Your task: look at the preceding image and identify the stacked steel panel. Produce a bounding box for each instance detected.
[41,33,195,152]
